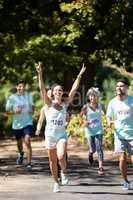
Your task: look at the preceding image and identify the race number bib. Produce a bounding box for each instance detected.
[51,119,64,129]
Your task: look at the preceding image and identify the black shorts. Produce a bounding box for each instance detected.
[13,125,33,140]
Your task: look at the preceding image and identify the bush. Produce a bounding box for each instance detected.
[66,114,85,143]
[0,83,13,137]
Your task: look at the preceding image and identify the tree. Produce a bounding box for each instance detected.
[0,0,133,88]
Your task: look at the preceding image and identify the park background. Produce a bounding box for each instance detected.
[0,0,133,149]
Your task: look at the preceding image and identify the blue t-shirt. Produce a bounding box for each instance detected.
[6,92,34,129]
[84,104,103,137]
[106,96,133,140]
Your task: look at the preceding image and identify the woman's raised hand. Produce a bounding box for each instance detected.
[79,63,86,76]
[36,62,43,74]
[76,63,86,80]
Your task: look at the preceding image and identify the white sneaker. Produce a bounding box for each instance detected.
[53,182,60,193]
[122,181,131,190]
[61,173,69,185]
[26,164,32,171]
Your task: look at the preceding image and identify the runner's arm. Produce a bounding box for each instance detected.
[35,108,45,136]
[36,62,51,105]
[66,63,86,105]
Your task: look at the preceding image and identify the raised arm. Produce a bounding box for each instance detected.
[67,63,86,105]
[35,107,45,136]
[36,62,50,105]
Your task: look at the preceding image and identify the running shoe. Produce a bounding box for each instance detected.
[61,173,69,185]
[16,152,24,165]
[53,182,60,193]
[98,167,104,176]
[26,164,32,171]
[122,181,131,190]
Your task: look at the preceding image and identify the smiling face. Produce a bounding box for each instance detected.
[116,81,128,96]
[16,83,25,95]
[88,94,98,104]
[52,85,63,100]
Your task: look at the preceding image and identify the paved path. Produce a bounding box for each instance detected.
[0,139,133,200]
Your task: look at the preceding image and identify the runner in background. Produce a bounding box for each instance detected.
[80,87,104,175]
[6,80,34,170]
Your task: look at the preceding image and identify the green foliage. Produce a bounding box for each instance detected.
[128,80,133,96]
[0,0,133,83]
[67,114,85,143]
[102,78,116,105]
[0,83,13,137]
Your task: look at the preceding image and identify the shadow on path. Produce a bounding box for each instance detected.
[0,152,132,181]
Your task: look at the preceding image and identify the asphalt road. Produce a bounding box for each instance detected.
[0,139,132,200]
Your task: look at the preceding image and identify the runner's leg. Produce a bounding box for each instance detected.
[23,134,32,165]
